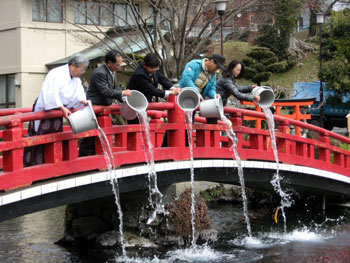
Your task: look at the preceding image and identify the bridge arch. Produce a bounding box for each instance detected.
[1,159,350,222]
[1,95,350,221]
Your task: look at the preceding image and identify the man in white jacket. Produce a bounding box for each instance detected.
[24,53,89,166]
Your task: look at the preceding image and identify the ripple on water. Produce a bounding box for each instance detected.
[113,244,264,263]
[229,227,334,250]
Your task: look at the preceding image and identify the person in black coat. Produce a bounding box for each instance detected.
[216,60,260,106]
[79,50,131,156]
[126,53,181,124]
[87,50,131,105]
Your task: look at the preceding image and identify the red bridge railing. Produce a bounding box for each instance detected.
[1,95,350,191]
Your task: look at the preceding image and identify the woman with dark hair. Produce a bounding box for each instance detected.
[216,60,260,106]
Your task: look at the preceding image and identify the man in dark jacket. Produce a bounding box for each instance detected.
[79,50,131,156]
[87,50,131,105]
[126,53,181,124]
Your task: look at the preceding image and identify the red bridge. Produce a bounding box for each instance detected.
[1,95,350,222]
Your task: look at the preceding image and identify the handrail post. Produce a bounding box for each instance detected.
[3,119,23,172]
[319,132,330,162]
[150,111,164,147]
[167,95,186,160]
[96,109,112,155]
[230,111,243,148]
[277,120,291,155]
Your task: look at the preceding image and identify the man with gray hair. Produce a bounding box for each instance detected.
[34,52,90,126]
[23,53,90,166]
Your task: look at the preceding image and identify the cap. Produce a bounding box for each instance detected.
[211,54,226,71]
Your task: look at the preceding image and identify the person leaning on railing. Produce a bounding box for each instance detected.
[216,60,260,107]
[161,54,225,147]
[126,53,181,124]
[78,50,132,157]
[178,54,225,124]
[23,53,90,167]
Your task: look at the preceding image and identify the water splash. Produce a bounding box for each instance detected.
[230,227,332,249]
[114,255,161,263]
[267,227,332,242]
[137,111,165,224]
[166,244,238,262]
[262,107,293,232]
[97,127,126,256]
[113,244,240,263]
[184,111,197,247]
[221,116,252,238]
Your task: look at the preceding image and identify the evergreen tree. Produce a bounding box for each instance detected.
[257,0,302,60]
[243,47,287,86]
[319,10,350,95]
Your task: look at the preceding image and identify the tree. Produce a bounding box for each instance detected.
[319,9,350,95]
[243,47,287,85]
[257,0,303,60]
[306,0,350,37]
[63,0,258,79]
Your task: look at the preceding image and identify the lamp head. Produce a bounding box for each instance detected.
[316,13,325,24]
[214,0,228,16]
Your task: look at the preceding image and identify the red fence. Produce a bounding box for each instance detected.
[1,95,350,191]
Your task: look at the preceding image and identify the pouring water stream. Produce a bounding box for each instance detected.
[96,127,126,256]
[262,107,293,232]
[137,110,165,224]
[184,111,197,247]
[221,115,252,237]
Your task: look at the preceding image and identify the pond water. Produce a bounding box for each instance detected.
[0,198,350,263]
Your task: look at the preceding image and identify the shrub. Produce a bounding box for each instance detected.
[266,61,287,73]
[252,72,272,84]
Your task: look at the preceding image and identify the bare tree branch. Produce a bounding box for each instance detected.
[64,0,257,78]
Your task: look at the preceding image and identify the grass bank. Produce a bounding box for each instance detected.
[212,40,319,97]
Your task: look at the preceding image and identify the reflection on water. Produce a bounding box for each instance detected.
[1,201,350,263]
[0,206,70,263]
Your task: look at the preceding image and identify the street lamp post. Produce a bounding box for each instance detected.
[214,0,227,56]
[317,12,325,128]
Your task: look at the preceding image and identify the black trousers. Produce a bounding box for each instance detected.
[127,117,140,125]
[78,137,96,157]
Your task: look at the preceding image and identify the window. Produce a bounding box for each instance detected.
[32,0,63,22]
[74,1,139,26]
[0,75,16,108]
[114,4,127,27]
[148,6,170,28]
[100,3,114,26]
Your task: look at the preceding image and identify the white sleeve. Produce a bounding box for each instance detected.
[76,80,87,102]
[164,90,170,99]
[42,71,63,110]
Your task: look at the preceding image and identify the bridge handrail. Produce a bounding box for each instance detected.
[0,107,32,117]
[0,102,175,127]
[224,107,350,144]
[0,95,349,192]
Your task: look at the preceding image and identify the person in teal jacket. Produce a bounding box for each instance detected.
[162,54,225,146]
[179,54,225,100]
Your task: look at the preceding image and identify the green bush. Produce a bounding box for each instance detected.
[253,62,265,72]
[266,61,287,73]
[243,46,279,85]
[286,57,297,71]
[243,57,254,66]
[261,57,278,66]
[247,48,275,60]
[244,66,257,79]
[252,72,272,84]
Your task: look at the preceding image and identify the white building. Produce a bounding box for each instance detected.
[0,0,151,108]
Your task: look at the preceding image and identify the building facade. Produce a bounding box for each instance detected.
[0,0,149,108]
